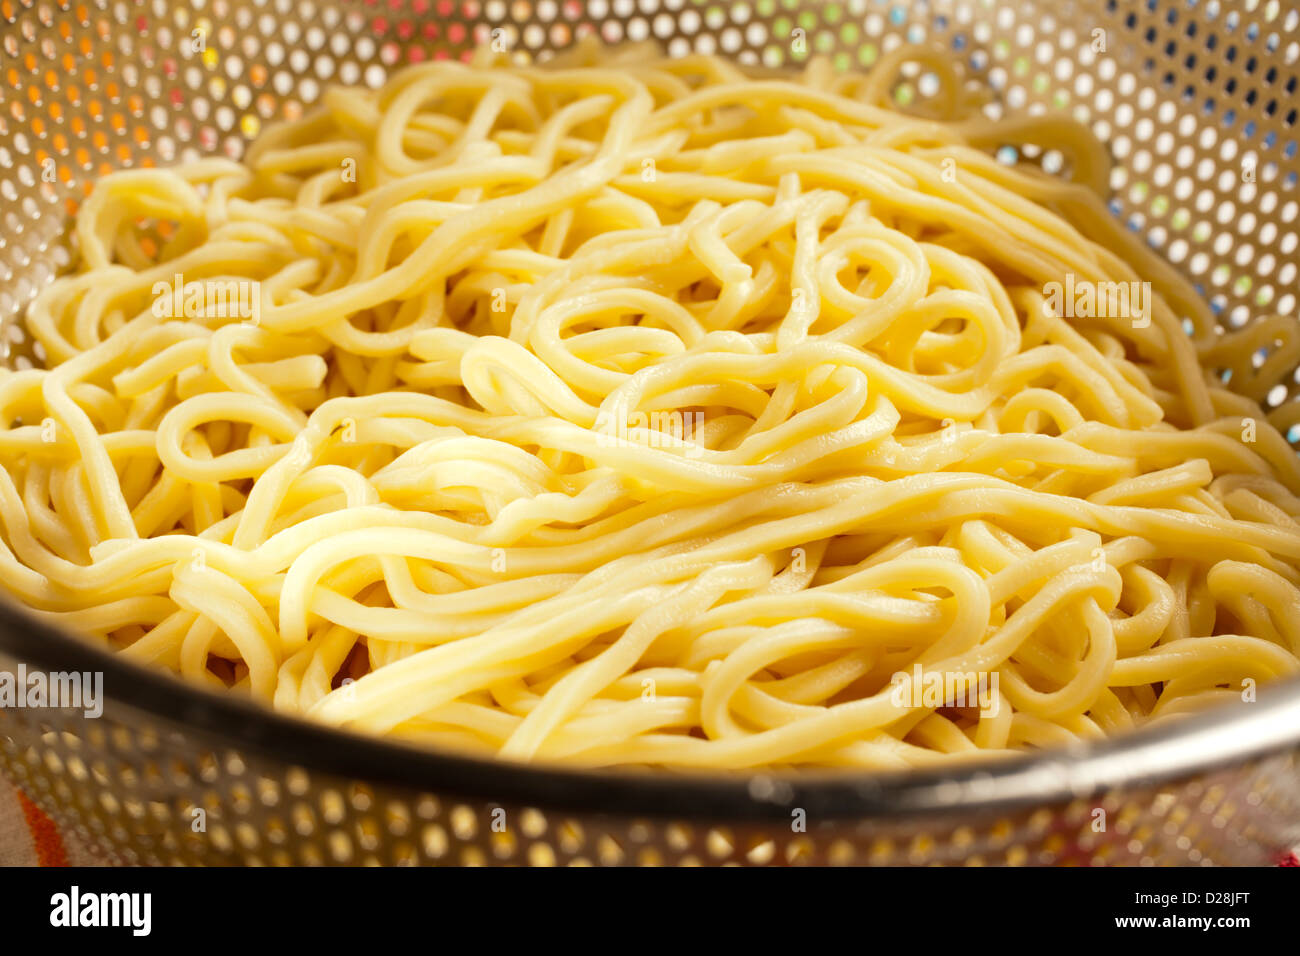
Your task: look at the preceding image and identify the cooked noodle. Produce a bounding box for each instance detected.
[2,41,1298,768]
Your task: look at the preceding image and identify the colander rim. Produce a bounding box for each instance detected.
[2,596,1298,822]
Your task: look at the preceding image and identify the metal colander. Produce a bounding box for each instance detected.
[1,0,1299,866]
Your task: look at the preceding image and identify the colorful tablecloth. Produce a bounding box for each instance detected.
[0,776,105,867]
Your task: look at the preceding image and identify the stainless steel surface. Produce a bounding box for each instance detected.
[0,0,1298,865]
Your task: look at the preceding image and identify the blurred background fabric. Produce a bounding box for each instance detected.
[0,777,105,867]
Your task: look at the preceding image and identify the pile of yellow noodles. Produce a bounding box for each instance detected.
[2,41,1299,768]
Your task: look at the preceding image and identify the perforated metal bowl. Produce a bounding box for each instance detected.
[1,0,1298,866]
